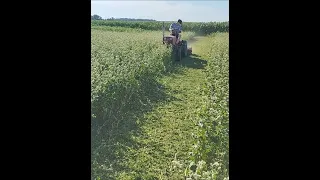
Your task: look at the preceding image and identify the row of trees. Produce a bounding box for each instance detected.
[91,14,102,20]
[91,14,156,21]
[106,17,156,21]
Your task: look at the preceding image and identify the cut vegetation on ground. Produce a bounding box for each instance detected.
[91,22,229,180]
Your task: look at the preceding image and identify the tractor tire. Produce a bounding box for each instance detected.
[178,47,182,61]
[172,46,176,60]
[181,41,185,57]
[183,41,188,57]
[175,46,182,61]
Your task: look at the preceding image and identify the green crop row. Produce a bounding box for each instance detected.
[90,25,196,41]
[186,33,229,180]
[92,30,170,127]
[91,29,195,179]
[91,20,229,35]
[91,29,195,124]
[91,25,146,32]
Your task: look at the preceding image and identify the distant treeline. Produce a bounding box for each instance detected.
[106,17,156,21]
[91,14,156,21]
[91,20,229,35]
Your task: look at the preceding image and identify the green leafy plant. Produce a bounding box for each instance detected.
[186,33,229,180]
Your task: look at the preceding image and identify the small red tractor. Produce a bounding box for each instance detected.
[162,22,192,61]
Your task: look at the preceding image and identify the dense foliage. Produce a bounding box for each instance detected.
[186,33,229,180]
[92,20,229,35]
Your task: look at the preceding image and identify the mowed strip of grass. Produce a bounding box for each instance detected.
[116,37,210,180]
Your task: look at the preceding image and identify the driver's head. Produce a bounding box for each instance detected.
[178,19,182,24]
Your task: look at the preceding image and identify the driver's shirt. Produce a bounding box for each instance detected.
[169,23,182,33]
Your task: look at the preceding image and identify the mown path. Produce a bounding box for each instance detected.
[116,36,210,180]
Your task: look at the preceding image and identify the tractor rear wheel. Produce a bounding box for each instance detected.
[172,45,180,61]
[174,45,182,61]
[178,47,182,61]
[181,41,188,57]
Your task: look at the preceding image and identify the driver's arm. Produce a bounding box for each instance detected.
[169,23,174,31]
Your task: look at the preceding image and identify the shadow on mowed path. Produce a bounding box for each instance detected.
[91,76,179,180]
[91,48,207,180]
[173,54,207,69]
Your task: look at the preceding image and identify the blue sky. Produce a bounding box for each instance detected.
[91,1,229,22]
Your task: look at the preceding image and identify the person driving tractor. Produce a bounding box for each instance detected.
[169,19,182,44]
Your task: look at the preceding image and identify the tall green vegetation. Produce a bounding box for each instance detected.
[186,33,229,180]
[91,20,229,35]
